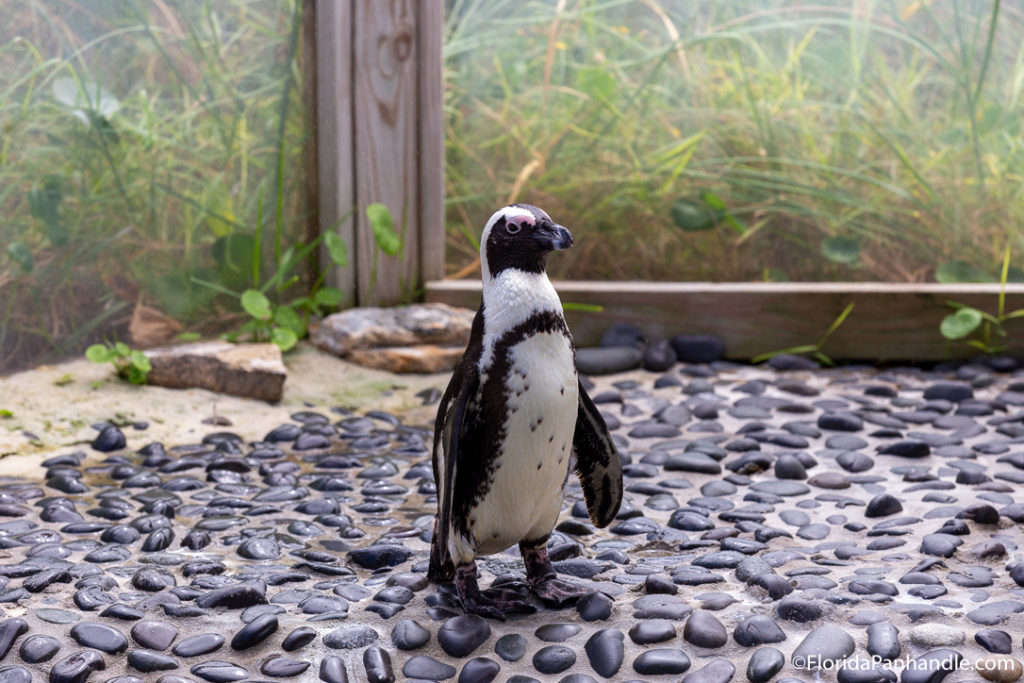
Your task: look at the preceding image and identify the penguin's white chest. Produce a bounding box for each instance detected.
[472,331,578,556]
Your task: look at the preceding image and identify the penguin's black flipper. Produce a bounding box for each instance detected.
[572,380,623,528]
[429,308,485,583]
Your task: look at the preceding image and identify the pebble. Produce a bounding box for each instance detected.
[438,615,490,658]
[403,655,457,681]
[734,615,787,646]
[910,624,965,646]
[633,648,692,675]
[392,619,431,651]
[230,614,278,650]
[683,609,728,648]
[976,655,1023,683]
[49,650,105,681]
[682,658,736,683]
[533,645,576,675]
[459,657,500,683]
[900,649,962,683]
[172,633,224,657]
[69,622,128,654]
[495,633,526,662]
[975,629,1013,654]
[362,646,394,683]
[791,625,855,670]
[866,622,901,661]
[747,647,785,683]
[584,629,624,678]
[18,634,60,663]
[323,624,377,650]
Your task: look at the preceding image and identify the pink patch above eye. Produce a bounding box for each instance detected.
[507,216,534,232]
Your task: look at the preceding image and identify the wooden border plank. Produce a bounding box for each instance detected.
[426,281,1024,361]
[417,0,445,284]
[314,0,356,299]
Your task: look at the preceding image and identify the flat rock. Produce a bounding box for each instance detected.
[145,341,286,401]
[347,345,465,374]
[311,303,473,355]
[791,625,855,670]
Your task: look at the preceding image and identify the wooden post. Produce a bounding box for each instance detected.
[315,0,444,307]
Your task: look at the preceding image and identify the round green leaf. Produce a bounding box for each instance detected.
[273,306,305,336]
[114,342,131,357]
[822,236,861,265]
[7,242,34,273]
[271,326,298,351]
[936,260,991,283]
[671,199,715,232]
[940,308,983,340]
[85,344,115,363]
[314,286,344,307]
[325,232,349,267]
[366,203,401,256]
[241,289,273,320]
[130,351,151,373]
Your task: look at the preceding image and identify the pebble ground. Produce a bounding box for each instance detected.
[2,359,1024,683]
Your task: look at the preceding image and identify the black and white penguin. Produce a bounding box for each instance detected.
[428,204,622,618]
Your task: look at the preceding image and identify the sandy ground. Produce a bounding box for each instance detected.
[0,343,448,479]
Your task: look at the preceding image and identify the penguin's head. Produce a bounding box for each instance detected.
[480,204,573,279]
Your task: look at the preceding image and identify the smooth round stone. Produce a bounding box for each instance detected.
[879,440,930,458]
[791,625,855,670]
[70,622,128,654]
[131,621,178,651]
[967,601,1024,626]
[18,634,60,663]
[866,494,903,517]
[925,382,973,401]
[237,537,279,560]
[776,598,824,622]
[819,412,863,431]
[837,659,898,683]
[671,334,725,363]
[231,614,278,651]
[459,657,500,683]
[35,610,78,625]
[92,425,126,452]
[392,619,430,651]
[774,455,807,480]
[260,655,309,677]
[626,620,673,644]
[323,624,377,650]
[684,609,728,648]
[438,615,490,658]
[535,624,581,642]
[681,658,735,683]
[901,650,963,683]
[172,634,224,658]
[127,649,178,672]
[797,523,830,540]
[975,629,1013,654]
[0,666,31,683]
[533,645,576,675]
[576,347,643,375]
[921,534,960,558]
[750,481,809,497]
[403,655,456,681]
[911,624,965,647]
[734,615,787,646]
[49,651,105,681]
[494,634,526,662]
[747,647,785,683]
[189,660,248,681]
[578,591,613,621]
[633,594,694,620]
[633,649,692,675]
[584,630,624,678]
[976,655,1023,683]
[867,622,901,661]
[837,451,874,472]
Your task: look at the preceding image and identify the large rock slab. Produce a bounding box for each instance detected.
[312,303,473,356]
[145,342,286,401]
[347,345,465,374]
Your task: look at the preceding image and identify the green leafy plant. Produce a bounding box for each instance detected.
[85,341,152,385]
[940,246,1024,354]
[752,302,856,367]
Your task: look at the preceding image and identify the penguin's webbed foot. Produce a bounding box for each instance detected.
[521,542,592,607]
[454,561,535,620]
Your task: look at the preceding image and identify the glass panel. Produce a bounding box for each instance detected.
[1,0,311,372]
[444,1,1023,284]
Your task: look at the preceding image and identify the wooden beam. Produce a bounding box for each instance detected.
[314,0,356,299]
[417,0,445,284]
[426,281,1024,362]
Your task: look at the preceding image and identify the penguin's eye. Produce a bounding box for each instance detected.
[506,222,521,235]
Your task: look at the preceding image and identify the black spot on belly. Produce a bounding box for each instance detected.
[537,417,543,425]
[537,462,542,470]
[549,435,555,443]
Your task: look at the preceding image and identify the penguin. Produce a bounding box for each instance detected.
[428,204,622,618]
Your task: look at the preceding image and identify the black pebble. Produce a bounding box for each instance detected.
[91,425,126,452]
[260,655,310,677]
[230,614,278,651]
[392,619,430,651]
[70,622,128,654]
[130,621,178,651]
[495,633,526,662]
[282,626,317,652]
[865,494,903,518]
[459,657,500,683]
[18,634,60,663]
[533,645,576,675]
[362,646,394,683]
[172,633,224,658]
[585,629,624,678]
[403,654,456,681]
[633,648,692,675]
[0,666,30,683]
[0,618,28,660]
[670,334,725,363]
[644,341,678,371]
[190,661,248,680]
[127,649,178,672]
[748,647,785,683]
[49,650,105,682]
[438,615,490,658]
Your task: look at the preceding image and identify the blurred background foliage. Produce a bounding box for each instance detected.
[443,0,1024,283]
[0,0,311,371]
[3,0,1023,372]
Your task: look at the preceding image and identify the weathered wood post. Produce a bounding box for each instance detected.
[315,0,444,306]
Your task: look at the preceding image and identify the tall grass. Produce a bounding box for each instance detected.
[0,0,311,371]
[443,0,1024,283]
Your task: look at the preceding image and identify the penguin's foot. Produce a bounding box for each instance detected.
[454,562,534,619]
[521,542,591,607]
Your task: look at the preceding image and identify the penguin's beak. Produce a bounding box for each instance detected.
[536,220,574,251]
